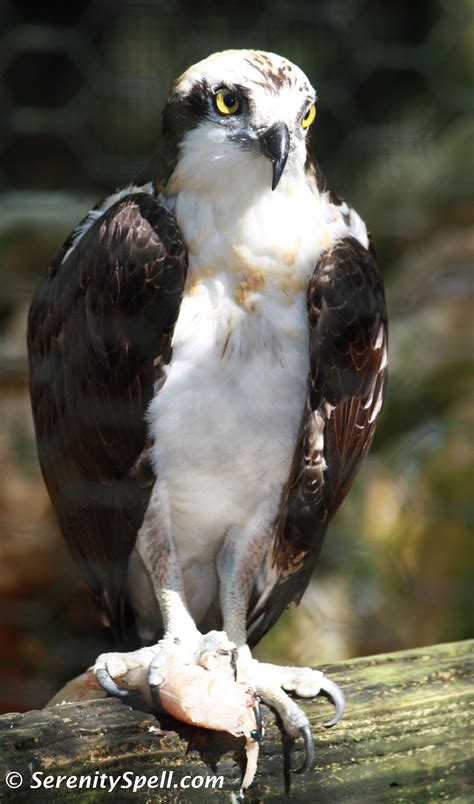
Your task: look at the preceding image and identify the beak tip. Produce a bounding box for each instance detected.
[258,121,290,192]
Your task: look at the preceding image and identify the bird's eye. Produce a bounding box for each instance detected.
[215,89,240,116]
[302,104,316,129]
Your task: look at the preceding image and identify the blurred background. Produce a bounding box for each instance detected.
[0,0,472,714]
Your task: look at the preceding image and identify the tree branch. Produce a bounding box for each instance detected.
[1,640,472,801]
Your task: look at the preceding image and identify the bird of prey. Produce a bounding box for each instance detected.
[28,49,387,788]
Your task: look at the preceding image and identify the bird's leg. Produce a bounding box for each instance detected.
[217,500,345,771]
[93,484,261,787]
[94,483,232,695]
[93,484,201,698]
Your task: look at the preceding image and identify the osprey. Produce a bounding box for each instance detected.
[28,50,387,787]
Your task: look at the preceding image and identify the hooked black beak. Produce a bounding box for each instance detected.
[258,121,290,191]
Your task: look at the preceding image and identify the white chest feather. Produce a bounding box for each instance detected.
[144,173,367,617]
[148,179,318,524]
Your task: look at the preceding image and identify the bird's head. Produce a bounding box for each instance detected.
[160,49,317,195]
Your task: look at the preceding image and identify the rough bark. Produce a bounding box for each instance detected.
[0,640,472,802]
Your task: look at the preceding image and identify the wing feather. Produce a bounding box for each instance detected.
[247,236,387,646]
[27,192,187,635]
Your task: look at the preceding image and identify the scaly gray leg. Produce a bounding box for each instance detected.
[216,496,345,770]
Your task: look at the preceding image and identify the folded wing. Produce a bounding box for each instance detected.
[27,192,187,634]
[247,236,388,645]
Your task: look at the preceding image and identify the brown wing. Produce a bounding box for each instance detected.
[27,192,187,635]
[247,236,387,645]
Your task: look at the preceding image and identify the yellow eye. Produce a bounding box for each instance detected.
[302,104,316,129]
[215,89,240,116]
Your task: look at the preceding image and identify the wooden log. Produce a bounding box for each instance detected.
[0,640,472,802]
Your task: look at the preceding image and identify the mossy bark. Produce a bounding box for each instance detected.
[0,640,472,802]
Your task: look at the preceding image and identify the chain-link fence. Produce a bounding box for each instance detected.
[0,0,472,712]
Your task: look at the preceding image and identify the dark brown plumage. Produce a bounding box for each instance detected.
[27,192,187,633]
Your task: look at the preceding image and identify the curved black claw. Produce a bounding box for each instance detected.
[217,647,238,681]
[95,668,139,698]
[319,676,346,728]
[295,724,315,774]
[149,683,164,713]
[250,700,263,742]
[230,648,238,681]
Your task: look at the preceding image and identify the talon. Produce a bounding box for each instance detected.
[295,724,315,773]
[217,647,238,680]
[319,675,345,727]
[95,668,139,698]
[250,700,263,741]
[149,683,163,713]
[230,647,238,681]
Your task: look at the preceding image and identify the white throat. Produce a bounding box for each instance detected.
[163,136,325,292]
